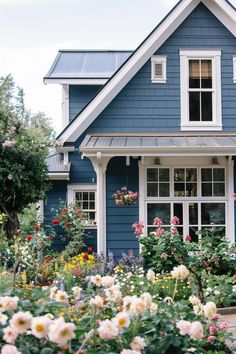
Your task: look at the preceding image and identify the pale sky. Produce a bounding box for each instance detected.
[1,0,236,133]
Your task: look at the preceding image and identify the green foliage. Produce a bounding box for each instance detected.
[51,203,86,259]
[0,74,54,242]
[18,204,40,234]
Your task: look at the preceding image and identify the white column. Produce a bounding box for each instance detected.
[227,157,235,243]
[90,155,111,255]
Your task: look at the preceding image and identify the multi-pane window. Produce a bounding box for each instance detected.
[180,50,222,131]
[145,167,226,241]
[147,168,170,197]
[189,59,212,122]
[74,190,96,226]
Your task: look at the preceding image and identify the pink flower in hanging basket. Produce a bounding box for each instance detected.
[112,186,139,206]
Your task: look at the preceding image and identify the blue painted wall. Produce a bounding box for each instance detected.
[106,157,139,257]
[69,85,102,121]
[86,3,236,133]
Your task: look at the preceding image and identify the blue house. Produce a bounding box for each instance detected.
[44,0,236,257]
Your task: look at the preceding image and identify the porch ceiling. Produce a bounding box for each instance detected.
[80,133,236,157]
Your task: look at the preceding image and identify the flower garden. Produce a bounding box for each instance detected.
[0,204,236,354]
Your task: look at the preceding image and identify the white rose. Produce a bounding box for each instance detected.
[171,265,189,280]
[146,269,155,282]
[189,295,201,306]
[189,321,204,340]
[130,336,146,351]
[203,301,217,319]
[176,320,192,335]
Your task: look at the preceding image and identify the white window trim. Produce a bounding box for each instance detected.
[139,160,234,244]
[180,49,222,131]
[233,56,236,83]
[67,184,97,228]
[151,56,167,83]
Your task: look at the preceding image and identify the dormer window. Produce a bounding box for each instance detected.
[180,50,222,131]
[151,56,167,83]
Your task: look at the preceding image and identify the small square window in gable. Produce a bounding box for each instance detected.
[151,56,167,83]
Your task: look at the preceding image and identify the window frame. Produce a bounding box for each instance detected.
[67,184,97,228]
[151,56,167,83]
[180,49,222,131]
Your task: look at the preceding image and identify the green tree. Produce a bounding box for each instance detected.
[0,74,54,243]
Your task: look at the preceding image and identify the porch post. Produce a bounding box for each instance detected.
[90,155,111,255]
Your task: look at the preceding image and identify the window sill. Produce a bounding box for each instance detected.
[83,225,97,229]
[181,124,222,131]
[151,79,167,84]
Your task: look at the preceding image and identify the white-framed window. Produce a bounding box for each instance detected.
[180,50,222,131]
[144,165,227,241]
[233,56,236,83]
[151,56,167,83]
[67,184,97,227]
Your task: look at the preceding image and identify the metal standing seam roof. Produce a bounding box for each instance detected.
[47,154,71,173]
[44,50,133,80]
[80,134,236,155]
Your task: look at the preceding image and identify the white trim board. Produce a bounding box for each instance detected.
[58,0,236,143]
[44,78,108,85]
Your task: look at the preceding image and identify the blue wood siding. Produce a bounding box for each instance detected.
[69,85,102,121]
[86,3,236,133]
[106,157,139,257]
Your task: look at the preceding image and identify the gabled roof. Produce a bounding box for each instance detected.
[57,0,236,143]
[44,50,132,85]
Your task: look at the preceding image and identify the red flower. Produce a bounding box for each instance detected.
[65,222,71,228]
[87,246,93,253]
[61,208,68,214]
[49,235,54,241]
[83,253,89,260]
[185,235,192,241]
[52,219,60,225]
[34,225,40,231]
[26,235,32,241]
[45,257,51,263]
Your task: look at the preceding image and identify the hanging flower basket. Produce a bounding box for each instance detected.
[112,186,139,206]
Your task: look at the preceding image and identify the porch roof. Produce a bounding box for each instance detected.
[80,133,236,157]
[47,154,71,180]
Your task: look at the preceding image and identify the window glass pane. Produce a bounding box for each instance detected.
[83,202,88,210]
[189,60,200,88]
[147,169,158,181]
[189,203,198,224]
[147,203,170,225]
[202,169,212,181]
[159,183,170,197]
[189,92,200,121]
[75,192,82,201]
[201,204,211,225]
[186,183,197,197]
[174,183,185,197]
[202,203,225,225]
[83,192,88,201]
[201,92,212,121]
[174,203,183,224]
[186,169,197,181]
[147,183,158,197]
[90,202,95,209]
[213,169,225,181]
[90,192,95,200]
[174,169,185,182]
[202,183,212,196]
[189,227,199,242]
[213,183,225,196]
[201,60,212,88]
[159,168,169,181]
